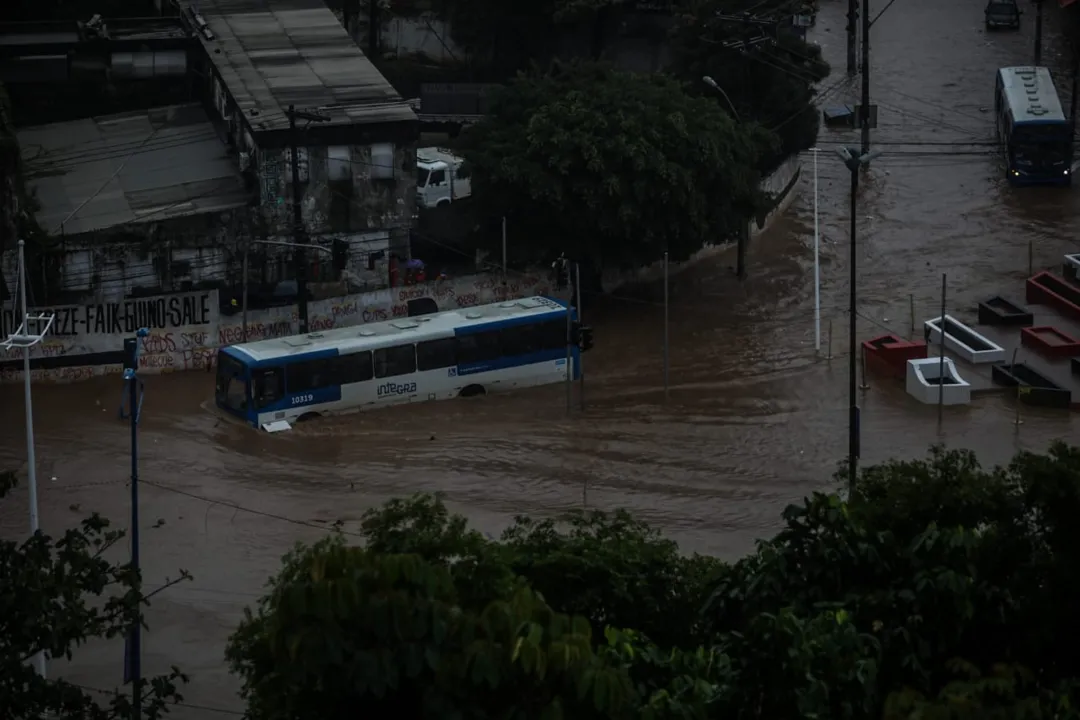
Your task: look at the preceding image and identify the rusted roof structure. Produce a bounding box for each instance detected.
[178,0,415,142]
[19,104,249,236]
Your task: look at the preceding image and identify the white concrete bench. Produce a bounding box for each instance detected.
[906,357,972,405]
[924,314,1005,364]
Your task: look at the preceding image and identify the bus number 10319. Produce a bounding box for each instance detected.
[291,394,315,405]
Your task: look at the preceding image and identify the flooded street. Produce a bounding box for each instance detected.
[4,0,1080,715]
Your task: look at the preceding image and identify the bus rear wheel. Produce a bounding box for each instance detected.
[297,412,322,423]
[459,384,486,398]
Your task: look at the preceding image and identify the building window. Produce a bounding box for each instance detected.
[370,142,395,181]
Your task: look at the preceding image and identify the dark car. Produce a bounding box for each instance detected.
[986,0,1021,29]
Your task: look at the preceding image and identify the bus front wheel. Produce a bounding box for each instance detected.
[459,384,486,398]
[297,412,322,423]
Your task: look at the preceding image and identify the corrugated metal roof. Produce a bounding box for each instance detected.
[180,0,416,132]
[17,103,250,237]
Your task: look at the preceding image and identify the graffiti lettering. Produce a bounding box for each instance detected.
[139,353,175,369]
[455,293,480,308]
[397,287,426,302]
[309,316,335,333]
[433,283,455,301]
[362,307,388,323]
[391,303,409,318]
[180,331,208,349]
[332,302,359,318]
[182,347,216,371]
[218,321,293,346]
[140,333,176,354]
[472,275,496,292]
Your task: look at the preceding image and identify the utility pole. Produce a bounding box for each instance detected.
[565,269,573,416]
[120,327,148,720]
[1071,46,1079,138]
[847,0,858,75]
[286,105,330,335]
[241,241,249,342]
[835,147,882,492]
[663,251,669,401]
[860,0,871,154]
[1035,0,1044,66]
[575,263,584,411]
[368,0,379,58]
[3,239,54,679]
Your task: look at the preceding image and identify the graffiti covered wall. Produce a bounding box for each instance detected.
[0,272,551,384]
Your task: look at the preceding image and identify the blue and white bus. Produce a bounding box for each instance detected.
[995,66,1073,186]
[214,296,586,430]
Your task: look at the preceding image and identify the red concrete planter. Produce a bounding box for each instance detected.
[1020,326,1080,358]
[1026,272,1080,322]
[862,334,927,381]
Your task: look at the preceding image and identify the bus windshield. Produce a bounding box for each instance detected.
[215,353,249,414]
[1012,125,1071,168]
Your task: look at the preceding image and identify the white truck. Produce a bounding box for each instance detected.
[416,147,472,209]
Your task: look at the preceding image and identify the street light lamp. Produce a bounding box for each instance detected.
[701,76,742,123]
[834,146,882,492]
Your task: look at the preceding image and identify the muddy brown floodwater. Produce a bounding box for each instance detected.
[4,0,1080,715]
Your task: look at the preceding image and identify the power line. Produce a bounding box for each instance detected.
[139,477,365,538]
[73,683,244,717]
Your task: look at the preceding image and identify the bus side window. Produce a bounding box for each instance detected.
[375,344,417,378]
[336,351,373,384]
[287,359,330,393]
[417,337,457,370]
[254,367,284,409]
[456,331,501,364]
[501,324,541,356]
[537,321,568,351]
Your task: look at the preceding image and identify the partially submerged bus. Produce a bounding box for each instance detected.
[995,66,1073,186]
[214,296,587,430]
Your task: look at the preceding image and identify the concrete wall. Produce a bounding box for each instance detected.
[602,155,802,290]
[0,270,552,384]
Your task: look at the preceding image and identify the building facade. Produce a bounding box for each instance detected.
[181,0,420,290]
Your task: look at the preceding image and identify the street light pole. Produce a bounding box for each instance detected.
[286,105,330,336]
[2,239,54,679]
[702,76,747,279]
[860,0,872,154]
[701,76,741,123]
[835,147,882,492]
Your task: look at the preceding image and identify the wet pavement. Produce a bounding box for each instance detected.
[4,0,1080,715]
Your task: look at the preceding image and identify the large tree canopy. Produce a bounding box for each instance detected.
[458,62,775,267]
[228,442,1080,718]
[0,471,189,719]
[669,0,830,170]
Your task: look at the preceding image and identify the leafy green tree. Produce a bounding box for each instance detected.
[459,61,775,267]
[669,0,830,170]
[0,471,189,719]
[230,444,1080,719]
[499,510,723,651]
[226,536,720,719]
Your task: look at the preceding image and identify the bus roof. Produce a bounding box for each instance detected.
[998,66,1067,124]
[225,295,568,365]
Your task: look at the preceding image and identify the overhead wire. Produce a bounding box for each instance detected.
[72,683,243,716]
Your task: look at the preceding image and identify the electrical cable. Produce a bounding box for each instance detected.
[72,683,244,716]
